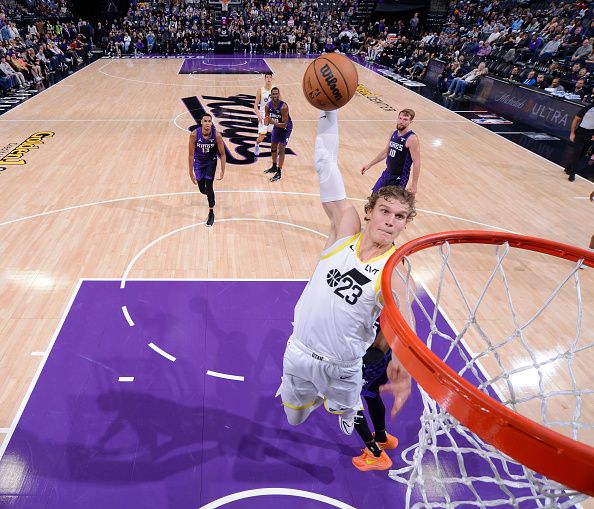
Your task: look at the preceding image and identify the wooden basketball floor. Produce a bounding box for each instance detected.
[0,57,592,508]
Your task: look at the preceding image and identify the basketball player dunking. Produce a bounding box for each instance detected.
[188,113,226,227]
[264,87,292,182]
[278,110,416,470]
[361,109,421,194]
[253,72,274,157]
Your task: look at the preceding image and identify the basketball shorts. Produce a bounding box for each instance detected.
[258,121,273,135]
[361,357,389,399]
[279,336,363,416]
[271,126,292,146]
[372,168,410,193]
[194,160,217,181]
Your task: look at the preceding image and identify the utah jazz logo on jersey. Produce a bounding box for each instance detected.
[326,268,371,305]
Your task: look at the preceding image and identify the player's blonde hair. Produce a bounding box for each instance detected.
[364,186,417,223]
[399,108,416,120]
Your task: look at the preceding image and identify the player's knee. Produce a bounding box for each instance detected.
[284,407,308,426]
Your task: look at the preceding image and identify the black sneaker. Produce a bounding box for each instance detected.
[264,165,278,174]
[270,170,282,182]
[206,210,215,227]
[568,174,576,182]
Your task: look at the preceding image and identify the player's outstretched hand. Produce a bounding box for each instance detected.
[190,175,197,186]
[217,172,224,181]
[380,352,412,418]
[360,164,369,175]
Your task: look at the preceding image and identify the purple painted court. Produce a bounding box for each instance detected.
[179,57,272,74]
[0,281,580,508]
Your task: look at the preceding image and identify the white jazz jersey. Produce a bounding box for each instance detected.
[259,86,272,113]
[292,232,394,363]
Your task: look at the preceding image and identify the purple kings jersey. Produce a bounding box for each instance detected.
[268,100,293,132]
[385,130,414,177]
[193,126,218,171]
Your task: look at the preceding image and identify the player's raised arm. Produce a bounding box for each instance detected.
[314,111,361,248]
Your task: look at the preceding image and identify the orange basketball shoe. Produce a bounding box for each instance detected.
[375,433,399,450]
[352,449,393,471]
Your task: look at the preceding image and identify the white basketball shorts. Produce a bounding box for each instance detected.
[258,121,273,135]
[279,336,363,416]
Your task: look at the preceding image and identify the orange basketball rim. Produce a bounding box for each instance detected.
[380,230,594,496]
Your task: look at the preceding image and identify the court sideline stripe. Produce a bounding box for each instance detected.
[0,279,83,460]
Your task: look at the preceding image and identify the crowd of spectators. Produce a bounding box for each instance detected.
[100,0,364,57]
[4,0,594,105]
[95,0,594,104]
[0,0,94,95]
[368,0,594,104]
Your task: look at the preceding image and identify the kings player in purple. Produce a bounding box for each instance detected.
[360,108,421,194]
[188,113,226,227]
[264,87,292,182]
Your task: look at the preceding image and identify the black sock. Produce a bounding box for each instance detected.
[374,429,387,443]
[365,395,387,440]
[364,440,382,458]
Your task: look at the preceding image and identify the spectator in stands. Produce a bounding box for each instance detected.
[526,33,544,59]
[572,78,588,99]
[460,36,479,56]
[569,62,584,82]
[507,65,521,82]
[523,70,537,86]
[570,37,593,62]
[486,26,502,46]
[0,55,27,88]
[443,61,488,98]
[410,12,420,36]
[535,73,548,89]
[539,34,562,60]
[547,61,562,78]
[339,26,352,53]
[548,76,566,93]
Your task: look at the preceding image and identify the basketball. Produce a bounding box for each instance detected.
[302,53,358,111]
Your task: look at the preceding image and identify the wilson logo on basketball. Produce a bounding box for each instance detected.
[0,131,55,173]
[319,64,343,102]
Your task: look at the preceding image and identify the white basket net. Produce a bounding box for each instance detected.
[387,239,593,509]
